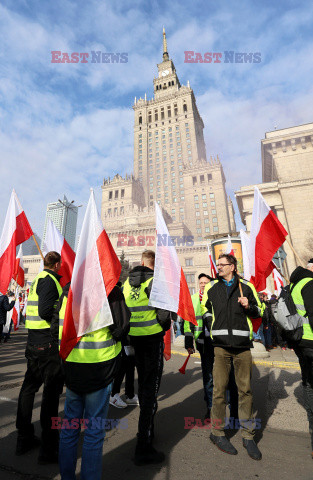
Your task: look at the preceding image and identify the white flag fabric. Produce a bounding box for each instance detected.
[240,230,251,281]
[149,203,181,312]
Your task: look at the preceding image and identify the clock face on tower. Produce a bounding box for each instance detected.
[162,70,169,77]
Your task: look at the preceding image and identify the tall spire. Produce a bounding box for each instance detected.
[162,27,169,61]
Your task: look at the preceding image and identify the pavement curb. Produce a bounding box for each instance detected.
[171,349,300,370]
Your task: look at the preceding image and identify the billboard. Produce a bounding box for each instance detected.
[211,237,243,275]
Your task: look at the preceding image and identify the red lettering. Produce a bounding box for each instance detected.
[146,236,154,246]
[51,51,61,63]
[128,236,135,246]
[213,52,222,63]
[71,52,79,63]
[80,419,89,429]
[204,52,212,63]
[194,53,203,63]
[137,236,145,246]
[80,52,89,63]
[184,51,195,63]
[194,418,204,429]
[51,417,61,429]
[117,234,127,247]
[61,419,70,429]
[61,53,71,64]
[184,417,194,429]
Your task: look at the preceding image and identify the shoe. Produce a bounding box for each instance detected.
[109,393,127,408]
[134,444,165,466]
[243,438,262,460]
[16,435,41,456]
[209,433,238,455]
[38,451,58,465]
[125,394,139,405]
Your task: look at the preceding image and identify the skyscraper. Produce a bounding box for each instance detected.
[101,29,236,293]
[42,195,78,250]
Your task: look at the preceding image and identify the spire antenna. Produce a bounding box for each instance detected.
[163,27,169,61]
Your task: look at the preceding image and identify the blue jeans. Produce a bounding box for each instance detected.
[59,383,112,480]
[253,324,264,344]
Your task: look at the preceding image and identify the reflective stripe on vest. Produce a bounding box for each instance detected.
[58,296,121,363]
[184,293,203,342]
[123,277,163,336]
[291,278,313,342]
[212,329,250,337]
[25,271,62,330]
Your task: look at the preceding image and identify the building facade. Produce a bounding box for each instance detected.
[236,122,313,276]
[101,29,236,293]
[42,195,78,250]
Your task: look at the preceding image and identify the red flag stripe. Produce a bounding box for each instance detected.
[177,268,197,326]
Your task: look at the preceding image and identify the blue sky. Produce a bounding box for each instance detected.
[1,0,313,242]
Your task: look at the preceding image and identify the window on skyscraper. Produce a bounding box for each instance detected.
[121,189,125,198]
[203,202,207,207]
[193,176,197,185]
[167,106,171,118]
[183,103,187,113]
[109,191,113,200]
[174,104,178,116]
[139,115,142,124]
[148,112,152,123]
[205,227,210,233]
[161,107,164,120]
[213,217,218,223]
[213,226,218,232]
[200,175,205,183]
[155,110,158,121]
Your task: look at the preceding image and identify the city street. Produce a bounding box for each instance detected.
[0,329,312,480]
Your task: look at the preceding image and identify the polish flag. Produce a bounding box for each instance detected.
[272,268,284,296]
[240,230,251,281]
[0,190,33,294]
[12,288,20,331]
[226,235,235,256]
[43,219,75,288]
[14,245,25,288]
[207,244,217,278]
[149,203,197,360]
[60,190,121,360]
[22,290,29,318]
[249,187,287,291]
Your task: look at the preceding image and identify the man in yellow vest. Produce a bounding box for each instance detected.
[290,259,313,458]
[16,251,64,464]
[201,254,263,460]
[123,250,171,466]
[56,281,130,480]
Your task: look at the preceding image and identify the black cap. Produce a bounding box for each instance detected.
[198,273,211,280]
[308,259,313,264]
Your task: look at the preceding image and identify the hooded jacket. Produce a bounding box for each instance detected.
[124,265,171,338]
[290,266,313,349]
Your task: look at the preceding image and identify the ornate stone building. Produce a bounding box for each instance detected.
[236,123,313,276]
[101,29,236,293]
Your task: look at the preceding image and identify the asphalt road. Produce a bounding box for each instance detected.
[0,329,312,480]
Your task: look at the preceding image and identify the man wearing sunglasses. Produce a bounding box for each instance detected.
[201,253,263,460]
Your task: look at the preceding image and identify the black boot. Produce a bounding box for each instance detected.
[134,440,165,466]
[243,438,262,460]
[210,433,238,455]
[16,435,41,456]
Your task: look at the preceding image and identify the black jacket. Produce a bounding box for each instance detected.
[125,265,172,338]
[203,275,261,349]
[52,283,131,394]
[0,295,15,325]
[28,269,62,345]
[290,266,313,349]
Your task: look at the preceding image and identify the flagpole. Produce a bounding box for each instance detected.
[32,235,44,261]
[285,236,305,268]
[273,265,290,285]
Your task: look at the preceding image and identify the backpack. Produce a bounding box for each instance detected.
[272,284,305,342]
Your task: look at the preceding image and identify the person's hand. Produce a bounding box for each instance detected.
[187,347,195,354]
[238,296,249,309]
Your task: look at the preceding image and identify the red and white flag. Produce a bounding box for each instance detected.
[60,190,121,360]
[0,190,33,294]
[249,187,287,291]
[272,268,284,296]
[207,244,217,278]
[43,219,75,288]
[240,229,251,281]
[226,235,235,256]
[149,203,197,360]
[22,290,29,317]
[12,288,20,331]
[14,245,25,288]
